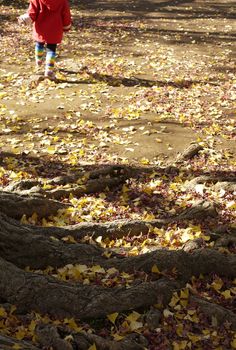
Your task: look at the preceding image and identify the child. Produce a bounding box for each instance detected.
[18,0,71,80]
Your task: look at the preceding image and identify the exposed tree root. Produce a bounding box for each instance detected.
[0,191,69,219]
[0,334,40,350]
[0,213,111,269]
[81,332,148,350]
[44,176,127,200]
[28,200,218,242]
[184,174,236,192]
[36,323,148,350]
[1,212,235,282]
[175,142,204,162]
[47,165,131,185]
[0,150,235,349]
[3,165,130,200]
[0,257,179,319]
[190,296,236,330]
[214,235,236,248]
[36,323,73,350]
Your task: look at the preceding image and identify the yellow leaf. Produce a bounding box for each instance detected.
[28,320,37,333]
[143,186,153,195]
[64,318,82,332]
[226,201,236,210]
[0,307,7,317]
[163,309,173,318]
[122,184,129,193]
[64,335,74,342]
[144,213,156,220]
[126,311,141,322]
[62,235,77,243]
[88,344,97,350]
[20,214,28,225]
[129,246,139,255]
[169,183,179,191]
[15,328,26,340]
[185,312,199,323]
[91,265,106,274]
[188,333,201,343]
[173,340,188,350]
[112,333,124,341]
[151,264,161,274]
[231,338,236,349]
[180,288,189,299]
[176,324,183,336]
[129,320,143,331]
[202,235,211,241]
[140,158,150,165]
[221,290,232,299]
[102,251,112,258]
[211,277,223,291]
[107,312,119,324]
[169,293,179,307]
[181,229,194,243]
[10,305,17,314]
[47,146,57,154]
[31,212,38,223]
[180,299,188,307]
[12,345,22,350]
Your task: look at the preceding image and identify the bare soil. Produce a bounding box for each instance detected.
[0,0,235,166]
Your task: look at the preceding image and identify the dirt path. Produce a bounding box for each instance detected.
[0,2,236,349]
[0,0,235,168]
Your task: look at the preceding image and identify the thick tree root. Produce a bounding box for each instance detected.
[3,165,130,201]
[184,174,236,192]
[1,213,235,283]
[0,191,69,219]
[2,177,127,200]
[36,323,73,350]
[0,213,110,269]
[0,257,179,319]
[190,296,236,330]
[43,176,127,200]
[175,143,204,162]
[0,334,40,350]
[1,214,235,280]
[47,165,131,186]
[36,323,148,350]
[29,200,218,243]
[79,332,148,350]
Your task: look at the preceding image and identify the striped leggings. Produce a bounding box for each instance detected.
[35,42,57,74]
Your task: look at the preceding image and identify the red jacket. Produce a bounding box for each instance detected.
[27,0,71,44]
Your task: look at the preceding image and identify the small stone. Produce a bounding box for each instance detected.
[146,308,162,330]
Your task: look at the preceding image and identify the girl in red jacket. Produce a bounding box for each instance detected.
[19,0,71,80]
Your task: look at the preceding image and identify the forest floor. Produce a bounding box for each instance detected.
[0,0,236,349]
[0,0,235,165]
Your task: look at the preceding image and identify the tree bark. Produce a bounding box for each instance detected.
[27,200,218,243]
[36,323,148,350]
[0,214,235,280]
[0,213,109,270]
[176,143,203,162]
[0,257,179,319]
[0,334,40,350]
[190,296,236,330]
[0,191,69,219]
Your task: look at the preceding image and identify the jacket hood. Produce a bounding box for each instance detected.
[40,0,64,11]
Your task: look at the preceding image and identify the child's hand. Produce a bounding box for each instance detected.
[18,14,32,25]
[63,24,72,32]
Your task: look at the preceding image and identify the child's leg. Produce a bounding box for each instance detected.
[35,42,45,67]
[45,43,57,78]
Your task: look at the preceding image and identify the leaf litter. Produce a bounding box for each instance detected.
[0,0,236,348]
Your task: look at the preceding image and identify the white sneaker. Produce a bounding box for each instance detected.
[45,71,57,81]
